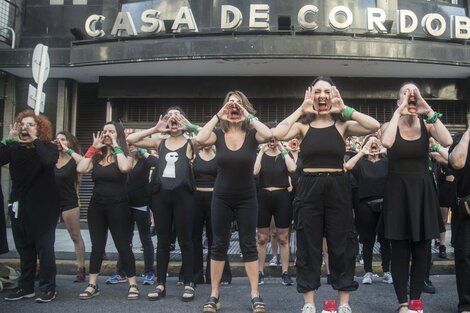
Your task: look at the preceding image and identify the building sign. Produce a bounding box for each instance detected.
[84,1,470,41]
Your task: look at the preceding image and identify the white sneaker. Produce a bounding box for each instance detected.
[382,272,393,284]
[269,256,279,267]
[362,272,373,284]
[301,303,316,313]
[338,303,352,313]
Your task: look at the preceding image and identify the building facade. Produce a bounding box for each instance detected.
[1,0,470,215]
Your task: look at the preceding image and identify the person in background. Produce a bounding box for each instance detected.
[448,112,470,313]
[196,90,272,313]
[254,133,296,286]
[54,131,86,283]
[344,134,392,285]
[381,82,452,313]
[77,121,138,300]
[273,76,380,313]
[2,110,60,303]
[105,144,158,285]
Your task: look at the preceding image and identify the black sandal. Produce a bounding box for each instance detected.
[251,296,266,313]
[148,285,166,301]
[181,284,195,302]
[127,284,139,300]
[203,296,221,313]
[79,283,100,300]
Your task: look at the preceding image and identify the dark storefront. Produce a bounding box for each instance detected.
[1,0,470,215]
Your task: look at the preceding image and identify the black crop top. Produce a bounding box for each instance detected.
[259,154,289,188]
[213,128,258,196]
[300,124,345,169]
[193,154,217,188]
[92,162,127,203]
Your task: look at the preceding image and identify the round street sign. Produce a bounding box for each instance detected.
[32,44,50,84]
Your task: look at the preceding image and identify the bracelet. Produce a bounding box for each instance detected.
[84,146,98,158]
[1,137,19,145]
[215,114,221,122]
[281,149,289,158]
[112,146,124,156]
[137,147,148,155]
[66,148,75,156]
[426,111,443,124]
[431,143,441,153]
[186,124,200,133]
[247,114,259,123]
[341,106,357,120]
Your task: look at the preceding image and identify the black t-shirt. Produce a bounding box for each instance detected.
[350,156,388,201]
[213,128,258,196]
[127,158,152,207]
[54,158,79,208]
[449,133,470,197]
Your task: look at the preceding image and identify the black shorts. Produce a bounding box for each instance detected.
[257,188,292,228]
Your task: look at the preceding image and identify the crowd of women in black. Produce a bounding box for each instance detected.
[0,77,469,313]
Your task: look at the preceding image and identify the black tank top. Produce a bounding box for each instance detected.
[387,118,429,173]
[127,158,151,207]
[54,159,78,207]
[213,128,258,196]
[154,139,194,191]
[92,162,127,203]
[193,154,217,188]
[259,154,289,188]
[300,123,345,169]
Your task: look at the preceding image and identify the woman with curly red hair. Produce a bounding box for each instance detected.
[1,109,60,303]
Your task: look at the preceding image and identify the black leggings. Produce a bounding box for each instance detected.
[211,192,258,262]
[88,200,136,277]
[152,186,194,285]
[390,240,429,304]
[356,201,391,273]
[192,191,231,283]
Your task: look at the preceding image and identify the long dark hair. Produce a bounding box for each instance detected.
[56,131,82,155]
[92,121,129,165]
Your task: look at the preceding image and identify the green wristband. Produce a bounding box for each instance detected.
[431,143,441,153]
[66,148,75,156]
[137,148,148,155]
[281,149,289,158]
[186,124,200,132]
[426,112,443,124]
[1,137,19,145]
[247,114,259,123]
[341,106,357,120]
[112,146,124,156]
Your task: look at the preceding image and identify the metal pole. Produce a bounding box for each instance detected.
[34,45,48,115]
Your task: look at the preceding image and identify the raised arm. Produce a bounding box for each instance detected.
[126,115,169,149]
[76,132,105,173]
[344,141,370,171]
[253,144,267,175]
[450,130,470,170]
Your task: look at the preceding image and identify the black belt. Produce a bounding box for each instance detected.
[302,171,344,177]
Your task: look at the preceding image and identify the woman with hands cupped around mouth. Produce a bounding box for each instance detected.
[195,91,272,313]
[380,83,452,313]
[272,76,380,313]
[126,107,200,302]
[76,122,138,301]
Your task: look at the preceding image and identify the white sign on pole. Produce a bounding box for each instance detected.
[27,84,46,113]
[31,44,50,115]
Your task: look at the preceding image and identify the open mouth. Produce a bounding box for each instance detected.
[170,119,179,130]
[317,100,329,113]
[229,107,241,120]
[19,131,31,140]
[370,143,379,152]
[408,98,417,112]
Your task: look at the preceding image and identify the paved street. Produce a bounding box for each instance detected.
[0,275,459,313]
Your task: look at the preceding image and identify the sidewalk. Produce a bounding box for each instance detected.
[0,224,455,277]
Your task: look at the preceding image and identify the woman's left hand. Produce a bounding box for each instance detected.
[329,86,345,114]
[238,103,251,122]
[414,88,433,116]
[111,132,119,148]
[174,112,191,131]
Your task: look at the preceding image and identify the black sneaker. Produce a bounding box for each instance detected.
[281,272,293,286]
[438,245,447,259]
[258,271,265,285]
[35,290,57,303]
[423,280,436,294]
[4,287,35,301]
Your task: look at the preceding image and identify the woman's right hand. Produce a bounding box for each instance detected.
[92,131,105,149]
[395,89,413,116]
[155,114,170,133]
[8,123,20,139]
[216,102,230,122]
[301,87,317,115]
